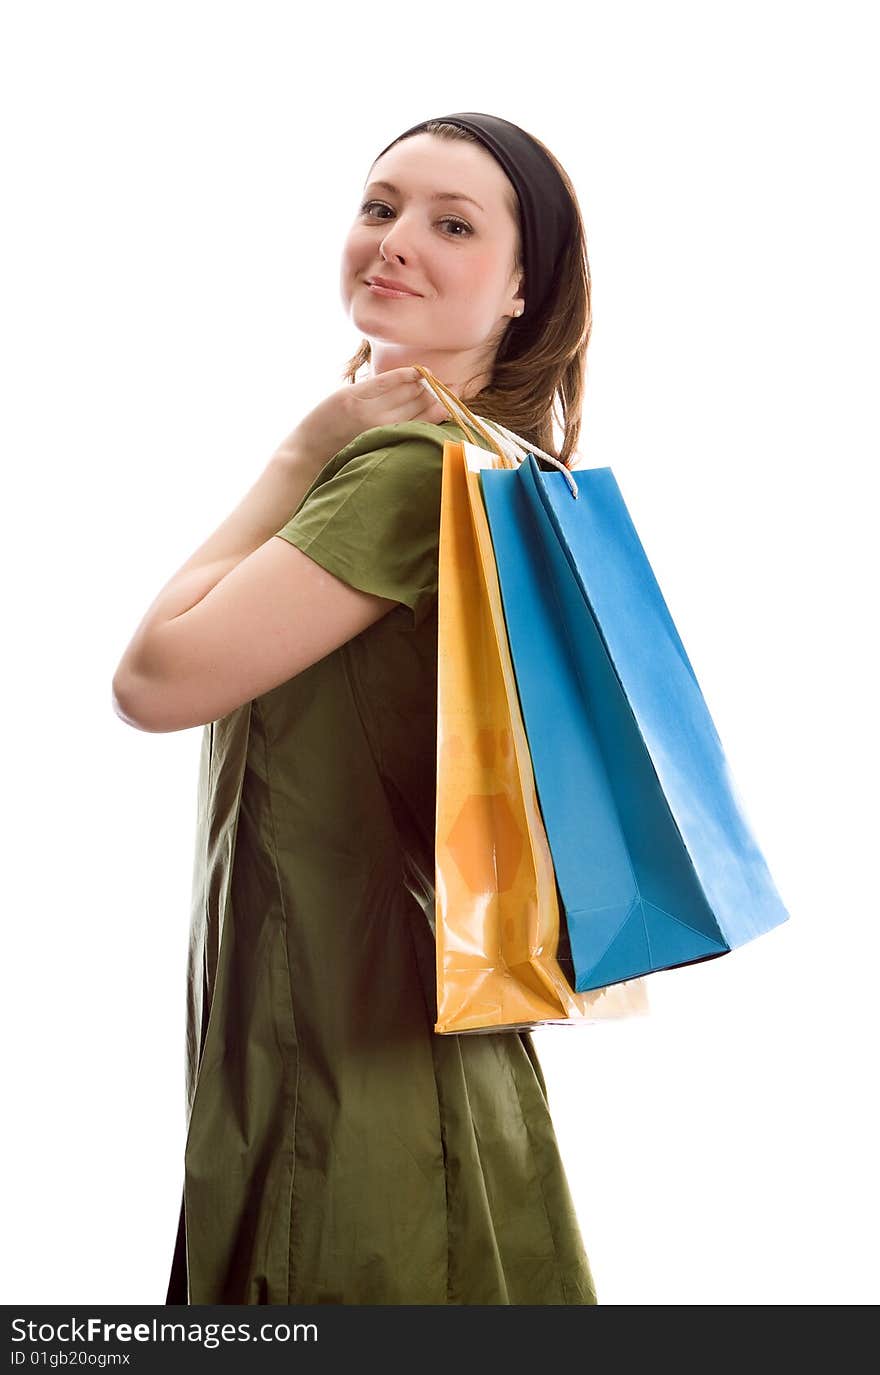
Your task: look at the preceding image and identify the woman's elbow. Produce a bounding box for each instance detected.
[111,669,163,733]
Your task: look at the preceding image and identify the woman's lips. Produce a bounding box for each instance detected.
[365,281,422,298]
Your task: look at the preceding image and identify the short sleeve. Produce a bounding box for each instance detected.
[274,422,455,632]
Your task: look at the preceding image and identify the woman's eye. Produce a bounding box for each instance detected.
[359,200,393,220]
[439,216,473,237]
[358,201,472,237]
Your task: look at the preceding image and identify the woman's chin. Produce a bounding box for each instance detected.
[352,318,427,349]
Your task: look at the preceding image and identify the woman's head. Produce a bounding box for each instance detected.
[341,131,524,389]
[341,115,592,468]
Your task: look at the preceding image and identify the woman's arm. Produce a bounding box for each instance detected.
[111,368,449,733]
[115,440,316,661]
[110,442,332,727]
[110,437,407,734]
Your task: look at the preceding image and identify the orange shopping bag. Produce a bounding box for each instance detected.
[422,366,648,1034]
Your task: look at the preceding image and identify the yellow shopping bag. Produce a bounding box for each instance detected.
[423,366,648,1034]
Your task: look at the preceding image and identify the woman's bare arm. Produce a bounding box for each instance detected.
[110,439,402,732]
[111,369,446,733]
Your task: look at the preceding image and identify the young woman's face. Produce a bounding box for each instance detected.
[340,133,524,362]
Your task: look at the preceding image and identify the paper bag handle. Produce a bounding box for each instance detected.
[414,364,579,499]
[413,366,514,466]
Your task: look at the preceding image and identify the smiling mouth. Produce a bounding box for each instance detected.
[365,280,422,298]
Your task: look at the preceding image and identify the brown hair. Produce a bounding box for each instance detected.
[342,120,592,469]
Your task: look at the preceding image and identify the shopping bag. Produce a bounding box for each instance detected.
[477,450,792,992]
[425,367,648,1033]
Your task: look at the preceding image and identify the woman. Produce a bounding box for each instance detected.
[113,111,599,1305]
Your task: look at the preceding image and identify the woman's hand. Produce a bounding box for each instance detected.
[275,367,452,474]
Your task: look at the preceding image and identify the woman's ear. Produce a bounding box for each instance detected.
[510,272,526,319]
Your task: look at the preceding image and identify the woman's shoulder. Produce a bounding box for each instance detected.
[342,418,471,456]
[304,420,470,490]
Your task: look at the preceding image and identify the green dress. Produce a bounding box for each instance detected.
[164,418,599,1305]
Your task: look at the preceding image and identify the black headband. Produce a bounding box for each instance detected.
[372,111,576,335]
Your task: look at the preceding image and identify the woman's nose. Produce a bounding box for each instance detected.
[378,217,415,261]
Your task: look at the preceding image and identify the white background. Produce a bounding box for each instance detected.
[2,0,877,1306]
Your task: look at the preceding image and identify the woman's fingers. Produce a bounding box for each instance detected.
[375,384,450,424]
[423,395,451,423]
[354,367,452,425]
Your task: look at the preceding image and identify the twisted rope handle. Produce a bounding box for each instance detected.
[413,366,514,466]
[415,364,579,499]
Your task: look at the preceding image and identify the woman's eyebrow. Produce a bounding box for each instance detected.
[364,179,485,213]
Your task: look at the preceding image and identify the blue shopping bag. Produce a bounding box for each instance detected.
[479,456,790,992]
